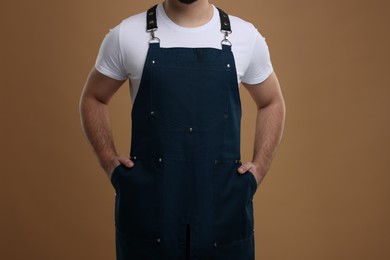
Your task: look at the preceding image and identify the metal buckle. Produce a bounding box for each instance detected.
[221,30,232,46]
[148,29,160,43]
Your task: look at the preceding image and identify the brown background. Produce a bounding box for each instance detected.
[1,0,389,259]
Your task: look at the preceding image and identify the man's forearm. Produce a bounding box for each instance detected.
[80,96,118,173]
[252,99,286,180]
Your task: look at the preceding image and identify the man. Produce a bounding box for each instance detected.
[80,0,285,259]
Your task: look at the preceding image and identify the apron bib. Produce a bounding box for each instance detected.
[110,5,257,259]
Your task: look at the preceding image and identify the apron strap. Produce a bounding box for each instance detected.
[216,8,232,33]
[217,8,232,46]
[146,5,158,32]
[146,5,159,43]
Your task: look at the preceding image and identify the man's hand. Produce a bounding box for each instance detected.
[237,161,263,186]
[107,155,134,180]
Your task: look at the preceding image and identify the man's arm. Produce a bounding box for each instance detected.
[237,71,286,185]
[79,68,134,180]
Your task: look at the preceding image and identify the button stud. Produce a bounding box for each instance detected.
[189,128,193,132]
[151,111,155,115]
[157,238,161,243]
[227,64,230,68]
[158,158,163,163]
[214,242,218,248]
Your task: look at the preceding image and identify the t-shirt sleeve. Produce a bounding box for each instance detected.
[241,31,273,85]
[95,24,128,81]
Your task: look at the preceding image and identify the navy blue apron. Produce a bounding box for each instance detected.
[110,5,257,259]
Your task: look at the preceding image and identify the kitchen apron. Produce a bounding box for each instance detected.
[110,5,258,260]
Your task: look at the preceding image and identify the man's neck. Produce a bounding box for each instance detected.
[163,0,213,28]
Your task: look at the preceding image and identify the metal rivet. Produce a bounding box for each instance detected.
[151,111,155,115]
[133,156,137,160]
[227,64,230,68]
[149,20,155,24]
[158,158,163,163]
[157,238,161,243]
[189,128,193,132]
[224,22,228,26]
[214,242,218,247]
[152,60,155,64]
[149,12,154,16]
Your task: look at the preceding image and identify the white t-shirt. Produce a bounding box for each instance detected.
[95,4,273,101]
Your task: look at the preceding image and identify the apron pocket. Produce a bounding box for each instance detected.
[212,233,254,260]
[245,171,258,195]
[213,161,255,247]
[114,160,162,241]
[110,164,124,188]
